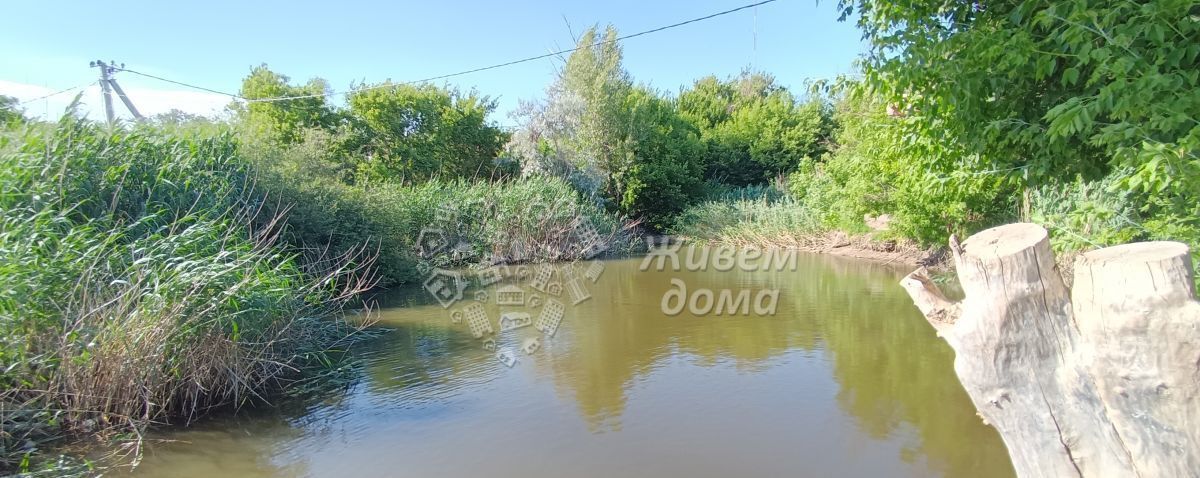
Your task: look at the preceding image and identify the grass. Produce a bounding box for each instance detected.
[0,116,374,474]
[243,132,641,287]
[0,114,641,474]
[668,184,825,246]
[667,183,940,268]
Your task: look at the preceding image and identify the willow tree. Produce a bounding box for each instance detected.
[507,25,705,229]
[561,25,635,200]
[507,26,632,201]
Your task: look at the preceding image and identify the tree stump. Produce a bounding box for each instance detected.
[901,223,1200,477]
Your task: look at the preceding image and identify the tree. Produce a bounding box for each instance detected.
[509,26,635,201]
[790,87,1017,244]
[837,0,1200,247]
[561,26,636,200]
[622,87,705,230]
[343,82,508,183]
[150,108,206,125]
[237,65,337,143]
[0,95,26,126]
[507,81,599,195]
[507,26,706,229]
[679,72,834,186]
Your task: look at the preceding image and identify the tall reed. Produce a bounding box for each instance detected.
[0,115,374,473]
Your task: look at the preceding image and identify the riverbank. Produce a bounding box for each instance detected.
[677,230,947,268]
[0,118,380,475]
[668,185,953,273]
[110,252,1015,478]
[243,136,643,288]
[0,117,638,475]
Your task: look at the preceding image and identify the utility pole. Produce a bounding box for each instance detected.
[90,60,143,124]
[94,60,116,124]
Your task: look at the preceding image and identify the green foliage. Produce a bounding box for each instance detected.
[508,26,707,231]
[1030,171,1144,251]
[242,132,633,286]
[562,25,636,198]
[235,66,510,186]
[0,115,367,473]
[787,88,1019,245]
[237,64,337,143]
[669,184,822,244]
[621,87,705,230]
[838,0,1200,249]
[343,83,509,183]
[149,108,212,128]
[0,95,25,126]
[679,72,834,186]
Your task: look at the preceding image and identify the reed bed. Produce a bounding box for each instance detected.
[0,116,374,474]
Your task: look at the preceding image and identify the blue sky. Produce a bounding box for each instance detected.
[1,0,866,125]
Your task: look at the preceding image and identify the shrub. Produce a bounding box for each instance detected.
[789,89,1019,245]
[243,133,638,286]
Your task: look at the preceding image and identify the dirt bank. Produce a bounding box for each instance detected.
[675,231,950,270]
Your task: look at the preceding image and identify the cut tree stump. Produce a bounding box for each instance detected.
[901,223,1200,478]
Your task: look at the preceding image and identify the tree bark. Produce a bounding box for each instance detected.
[901,223,1200,478]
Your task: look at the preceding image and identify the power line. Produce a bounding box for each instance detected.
[321,0,787,99]
[114,67,243,99]
[117,0,779,104]
[92,60,143,122]
[18,81,96,105]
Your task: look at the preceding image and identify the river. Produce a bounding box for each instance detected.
[118,251,1014,477]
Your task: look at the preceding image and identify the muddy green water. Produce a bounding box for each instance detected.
[120,253,1014,477]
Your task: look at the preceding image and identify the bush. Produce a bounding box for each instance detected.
[1032,172,1200,286]
[620,88,706,230]
[678,72,834,186]
[343,83,509,184]
[788,89,1019,245]
[841,0,1200,258]
[243,133,637,286]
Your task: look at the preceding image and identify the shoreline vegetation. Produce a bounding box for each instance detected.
[667,184,947,270]
[2,1,1197,473]
[0,117,378,475]
[0,113,641,475]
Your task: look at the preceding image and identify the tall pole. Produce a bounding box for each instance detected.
[94,60,116,125]
[91,60,144,123]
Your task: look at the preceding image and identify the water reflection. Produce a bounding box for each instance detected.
[119,253,1014,478]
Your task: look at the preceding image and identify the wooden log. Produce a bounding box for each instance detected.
[902,223,1200,477]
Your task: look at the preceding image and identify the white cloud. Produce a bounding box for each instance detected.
[0,79,234,121]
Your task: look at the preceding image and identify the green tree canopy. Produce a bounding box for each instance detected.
[508,25,707,230]
[0,95,26,126]
[839,0,1200,245]
[237,65,337,143]
[344,83,508,183]
[679,72,833,186]
[622,87,706,230]
[562,26,636,200]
